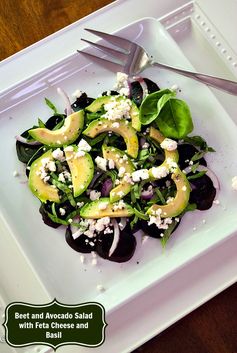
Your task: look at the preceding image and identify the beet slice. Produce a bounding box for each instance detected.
[143,78,160,93]
[177,144,207,170]
[189,174,216,210]
[65,226,97,253]
[130,81,143,106]
[96,224,136,263]
[138,218,181,239]
[39,204,61,229]
[71,93,94,111]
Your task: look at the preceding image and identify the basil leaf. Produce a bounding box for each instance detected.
[156,98,194,139]
[139,89,174,125]
[38,118,45,128]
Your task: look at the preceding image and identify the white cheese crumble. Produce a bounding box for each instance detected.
[182,185,187,191]
[78,138,91,152]
[142,142,150,149]
[111,122,120,128]
[72,89,83,98]
[160,138,178,151]
[108,159,115,169]
[98,202,109,210]
[95,156,107,171]
[231,176,237,190]
[89,190,101,201]
[148,214,173,230]
[118,166,126,177]
[13,170,19,177]
[59,208,66,216]
[113,200,126,211]
[132,169,149,182]
[52,148,65,161]
[114,72,130,96]
[151,166,169,179]
[74,150,85,158]
[166,158,178,172]
[102,97,131,121]
[77,201,84,208]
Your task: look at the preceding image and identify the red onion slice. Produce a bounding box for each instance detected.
[101,178,113,197]
[15,135,42,145]
[118,217,127,231]
[109,219,120,257]
[57,87,73,116]
[184,165,220,190]
[132,76,148,98]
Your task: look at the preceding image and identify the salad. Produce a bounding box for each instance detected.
[16,73,217,263]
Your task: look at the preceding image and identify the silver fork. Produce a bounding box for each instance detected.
[78,28,237,95]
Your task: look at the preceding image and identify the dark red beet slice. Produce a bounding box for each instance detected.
[65,226,97,253]
[189,174,216,210]
[177,144,207,170]
[96,224,136,263]
[45,114,66,130]
[143,78,160,93]
[138,219,181,239]
[71,93,94,111]
[130,81,143,106]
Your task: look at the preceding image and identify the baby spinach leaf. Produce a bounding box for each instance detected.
[139,89,174,125]
[156,98,194,139]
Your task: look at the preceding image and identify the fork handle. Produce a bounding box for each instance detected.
[152,62,237,95]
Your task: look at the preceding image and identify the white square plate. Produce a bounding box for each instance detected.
[0,17,236,314]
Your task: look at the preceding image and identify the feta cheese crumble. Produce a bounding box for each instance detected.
[95,156,107,171]
[160,138,178,151]
[78,139,92,152]
[151,166,169,179]
[114,72,130,96]
[52,148,65,162]
[89,190,101,201]
[132,169,149,182]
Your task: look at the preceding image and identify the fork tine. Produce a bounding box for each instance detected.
[77,50,125,73]
[84,28,133,51]
[81,38,127,61]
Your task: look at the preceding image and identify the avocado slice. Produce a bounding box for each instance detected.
[29,150,60,203]
[64,148,94,197]
[86,95,141,131]
[149,127,179,176]
[29,110,84,147]
[80,198,134,219]
[83,118,139,158]
[102,146,135,202]
[147,168,191,218]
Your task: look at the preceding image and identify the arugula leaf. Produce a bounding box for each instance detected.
[45,98,58,114]
[187,171,207,180]
[160,220,178,249]
[133,208,149,220]
[156,98,194,139]
[38,118,45,128]
[139,89,174,125]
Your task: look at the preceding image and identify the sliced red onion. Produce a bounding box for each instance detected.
[15,135,42,145]
[57,87,73,116]
[89,171,103,188]
[141,188,154,200]
[132,76,149,98]
[184,165,220,190]
[109,219,120,257]
[118,217,127,231]
[101,178,113,197]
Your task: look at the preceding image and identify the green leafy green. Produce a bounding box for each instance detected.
[156,98,194,138]
[139,89,174,125]
[45,98,58,114]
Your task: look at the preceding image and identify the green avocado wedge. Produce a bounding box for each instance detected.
[147,168,191,218]
[29,110,84,147]
[80,198,134,219]
[29,150,60,203]
[86,95,141,131]
[102,145,135,202]
[64,148,94,197]
[83,118,139,158]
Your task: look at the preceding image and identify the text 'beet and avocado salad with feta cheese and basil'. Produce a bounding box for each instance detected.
[16,73,218,263]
